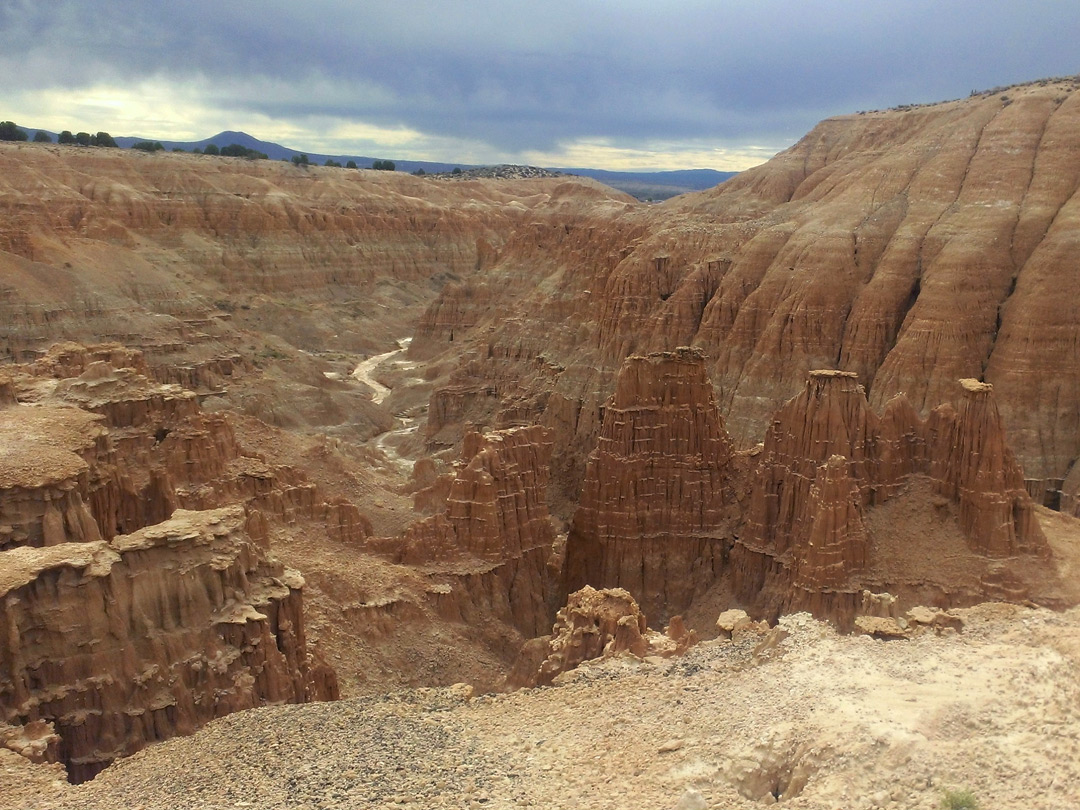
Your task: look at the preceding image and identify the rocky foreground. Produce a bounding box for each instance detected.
[4,602,1077,810]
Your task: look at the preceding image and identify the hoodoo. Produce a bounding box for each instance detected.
[563,347,739,621]
[929,378,1047,557]
[732,371,1053,624]
[399,425,557,637]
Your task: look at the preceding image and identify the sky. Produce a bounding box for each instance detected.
[1,1,1078,171]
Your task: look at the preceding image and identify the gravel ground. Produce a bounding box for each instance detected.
[7,603,1080,810]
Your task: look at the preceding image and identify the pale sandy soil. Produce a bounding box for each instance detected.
[7,602,1078,810]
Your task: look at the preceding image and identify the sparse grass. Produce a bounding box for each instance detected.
[941,788,979,810]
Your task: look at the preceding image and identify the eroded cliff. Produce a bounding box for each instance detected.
[398,425,557,637]
[734,371,1057,625]
[0,506,336,782]
[414,79,1080,509]
[3,79,1080,790]
[562,351,1068,629]
[563,348,739,621]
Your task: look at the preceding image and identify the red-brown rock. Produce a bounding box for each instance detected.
[734,370,1052,623]
[928,379,1047,557]
[534,586,648,686]
[791,454,869,589]
[0,506,336,782]
[563,348,738,621]
[399,425,557,636]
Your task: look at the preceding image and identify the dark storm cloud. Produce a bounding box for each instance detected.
[3,0,1078,152]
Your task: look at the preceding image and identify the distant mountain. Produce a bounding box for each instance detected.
[13,126,738,198]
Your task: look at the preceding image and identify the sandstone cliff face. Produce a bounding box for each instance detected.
[558,351,1061,628]
[415,80,1080,509]
[790,454,869,590]
[399,425,557,637]
[0,144,635,450]
[0,148,625,361]
[733,370,1051,624]
[1,344,371,552]
[928,379,1047,557]
[742,370,878,563]
[0,506,336,782]
[0,345,389,779]
[563,348,738,621]
[0,402,109,550]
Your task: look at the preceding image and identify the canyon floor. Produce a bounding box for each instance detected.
[6,601,1078,810]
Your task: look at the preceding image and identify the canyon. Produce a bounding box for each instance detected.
[1,75,1080,808]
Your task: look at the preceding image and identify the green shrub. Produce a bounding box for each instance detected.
[131,140,165,152]
[33,130,52,143]
[0,121,29,141]
[220,143,267,159]
[941,788,979,810]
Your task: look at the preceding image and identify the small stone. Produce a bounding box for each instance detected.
[658,739,684,753]
[447,682,475,700]
[716,609,750,638]
[675,787,708,810]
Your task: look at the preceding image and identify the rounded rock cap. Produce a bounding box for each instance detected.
[809,369,859,379]
[959,378,993,394]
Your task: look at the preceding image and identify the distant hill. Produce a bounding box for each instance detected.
[109,130,470,174]
[14,127,738,198]
[550,168,738,200]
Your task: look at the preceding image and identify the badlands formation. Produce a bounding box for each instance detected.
[1,76,1080,808]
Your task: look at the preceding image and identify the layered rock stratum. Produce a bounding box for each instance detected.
[0,507,336,783]
[414,77,1080,511]
[396,425,557,638]
[563,347,738,620]
[3,75,1080,802]
[732,369,1064,625]
[564,350,1072,630]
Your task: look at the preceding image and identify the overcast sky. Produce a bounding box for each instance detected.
[2,1,1077,170]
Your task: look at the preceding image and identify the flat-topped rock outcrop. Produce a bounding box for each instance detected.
[0,506,336,782]
[1,344,371,549]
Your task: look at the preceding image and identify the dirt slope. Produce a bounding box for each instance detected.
[9,603,1077,810]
